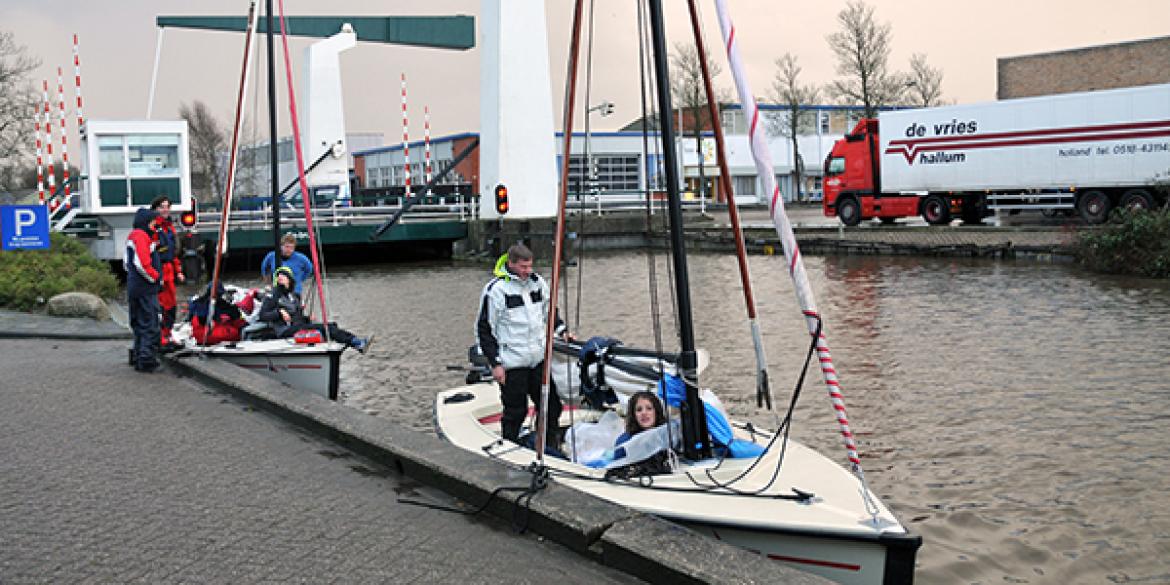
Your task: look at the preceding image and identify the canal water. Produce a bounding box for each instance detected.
[245,252,1170,583]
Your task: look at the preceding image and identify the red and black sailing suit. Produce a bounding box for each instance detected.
[155,215,184,346]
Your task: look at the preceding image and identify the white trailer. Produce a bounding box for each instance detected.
[879,83,1170,224]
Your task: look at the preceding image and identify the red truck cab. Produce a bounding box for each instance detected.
[822,119,921,226]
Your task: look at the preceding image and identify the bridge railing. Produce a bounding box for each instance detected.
[195,199,479,232]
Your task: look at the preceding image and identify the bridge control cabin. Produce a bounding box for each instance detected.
[66,120,194,261]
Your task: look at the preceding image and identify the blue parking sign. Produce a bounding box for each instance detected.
[1,205,51,250]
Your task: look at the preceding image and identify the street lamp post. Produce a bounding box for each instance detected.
[584,101,614,213]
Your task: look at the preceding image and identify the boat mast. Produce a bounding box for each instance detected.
[534,0,586,461]
[266,0,281,258]
[646,0,710,460]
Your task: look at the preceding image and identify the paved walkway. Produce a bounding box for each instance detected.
[0,338,638,584]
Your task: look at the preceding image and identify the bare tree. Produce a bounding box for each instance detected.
[826,0,906,118]
[907,53,944,108]
[0,31,41,193]
[669,42,730,202]
[770,54,821,202]
[179,101,227,203]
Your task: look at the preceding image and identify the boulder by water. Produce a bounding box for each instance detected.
[46,292,110,321]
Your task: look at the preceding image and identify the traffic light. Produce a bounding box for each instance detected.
[494,184,509,215]
[180,210,197,228]
[601,102,614,116]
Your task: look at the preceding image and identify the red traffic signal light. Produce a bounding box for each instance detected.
[180,210,197,227]
[495,184,509,215]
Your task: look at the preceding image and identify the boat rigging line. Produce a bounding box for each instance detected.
[684,0,775,415]
[276,0,330,335]
[205,0,260,346]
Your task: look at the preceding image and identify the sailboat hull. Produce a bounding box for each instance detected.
[186,337,346,400]
[435,382,919,585]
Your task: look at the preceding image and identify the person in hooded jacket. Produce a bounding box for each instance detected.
[188,282,246,345]
[124,207,162,371]
[476,243,573,446]
[258,266,370,353]
[150,196,185,348]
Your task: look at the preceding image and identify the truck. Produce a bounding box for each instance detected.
[823,83,1170,226]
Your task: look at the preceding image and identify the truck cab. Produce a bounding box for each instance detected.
[823,119,921,226]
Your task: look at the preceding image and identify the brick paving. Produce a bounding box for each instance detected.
[0,338,638,585]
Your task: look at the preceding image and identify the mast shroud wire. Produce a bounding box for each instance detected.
[205,0,261,345]
[712,0,878,518]
[275,0,330,331]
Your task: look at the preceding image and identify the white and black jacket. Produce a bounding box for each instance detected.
[476,269,565,370]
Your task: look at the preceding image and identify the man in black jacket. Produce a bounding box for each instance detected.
[259,267,370,353]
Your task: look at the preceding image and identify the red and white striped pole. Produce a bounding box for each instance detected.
[73,34,85,130]
[424,105,432,195]
[401,73,411,196]
[42,82,56,207]
[34,106,45,204]
[713,0,877,517]
[56,67,72,209]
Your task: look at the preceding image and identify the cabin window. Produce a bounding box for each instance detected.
[826,156,846,176]
[99,136,125,175]
[95,133,182,207]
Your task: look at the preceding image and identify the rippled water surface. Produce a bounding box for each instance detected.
[254,252,1170,583]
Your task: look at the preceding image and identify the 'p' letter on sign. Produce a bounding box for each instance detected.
[1,205,51,250]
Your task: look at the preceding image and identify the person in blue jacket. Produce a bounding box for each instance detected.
[123,208,162,372]
[260,233,313,294]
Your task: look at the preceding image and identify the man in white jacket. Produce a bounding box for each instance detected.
[476,243,572,445]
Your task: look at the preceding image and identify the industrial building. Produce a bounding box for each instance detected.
[352,104,877,206]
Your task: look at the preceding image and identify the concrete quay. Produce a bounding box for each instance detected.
[0,311,829,585]
[467,205,1077,262]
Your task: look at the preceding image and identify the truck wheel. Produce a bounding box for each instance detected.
[921,195,951,225]
[1077,190,1111,224]
[837,197,862,227]
[1120,189,1154,213]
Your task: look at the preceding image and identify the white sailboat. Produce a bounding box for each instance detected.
[175,0,347,400]
[435,1,920,583]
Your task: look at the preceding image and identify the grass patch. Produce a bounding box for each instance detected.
[0,232,120,310]
[1074,208,1170,277]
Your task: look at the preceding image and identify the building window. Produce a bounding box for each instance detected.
[733,175,756,197]
[567,154,641,194]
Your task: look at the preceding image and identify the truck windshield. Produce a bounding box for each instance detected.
[826,157,845,176]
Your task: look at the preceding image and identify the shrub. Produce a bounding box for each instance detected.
[1074,208,1170,277]
[0,232,119,310]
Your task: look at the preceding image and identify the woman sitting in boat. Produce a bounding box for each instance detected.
[616,391,666,446]
[259,267,371,353]
[605,391,673,479]
[189,282,247,345]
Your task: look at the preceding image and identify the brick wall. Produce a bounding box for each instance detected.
[998,36,1170,99]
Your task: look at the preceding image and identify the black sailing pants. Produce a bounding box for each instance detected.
[499,363,562,445]
[129,294,160,370]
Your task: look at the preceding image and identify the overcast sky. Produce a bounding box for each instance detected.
[5,0,1168,146]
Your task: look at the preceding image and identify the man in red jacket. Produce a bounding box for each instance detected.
[124,208,162,372]
[150,196,185,349]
